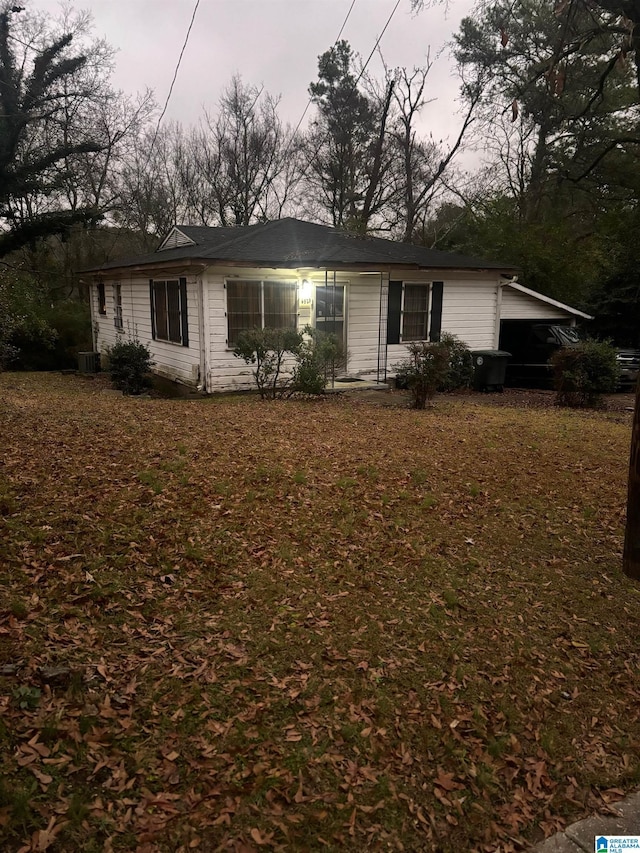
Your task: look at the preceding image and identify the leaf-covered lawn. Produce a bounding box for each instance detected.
[1,373,639,852]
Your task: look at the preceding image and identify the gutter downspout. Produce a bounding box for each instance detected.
[377,271,382,383]
[198,266,210,393]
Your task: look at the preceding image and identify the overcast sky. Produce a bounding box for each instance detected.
[35,0,476,141]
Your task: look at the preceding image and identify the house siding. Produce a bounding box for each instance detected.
[93,275,201,387]
[440,277,500,349]
[91,266,519,392]
[205,268,305,392]
[386,273,500,376]
[203,268,506,389]
[501,287,573,320]
[205,268,386,390]
[347,275,384,377]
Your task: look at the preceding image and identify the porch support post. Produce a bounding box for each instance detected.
[377,270,389,383]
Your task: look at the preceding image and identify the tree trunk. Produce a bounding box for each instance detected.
[623,377,640,579]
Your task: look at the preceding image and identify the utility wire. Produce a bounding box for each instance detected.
[296,0,403,185]
[146,0,201,162]
[335,0,358,42]
[283,0,358,160]
[353,0,402,91]
[103,0,200,258]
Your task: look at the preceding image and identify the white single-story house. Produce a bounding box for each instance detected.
[86,218,592,392]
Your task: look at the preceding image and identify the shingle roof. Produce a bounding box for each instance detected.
[87,218,517,273]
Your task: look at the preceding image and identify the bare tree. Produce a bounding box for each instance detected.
[383,61,478,241]
[204,76,297,226]
[116,123,192,248]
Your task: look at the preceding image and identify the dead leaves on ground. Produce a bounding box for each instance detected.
[1,373,639,851]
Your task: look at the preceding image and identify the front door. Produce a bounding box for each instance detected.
[315,285,345,346]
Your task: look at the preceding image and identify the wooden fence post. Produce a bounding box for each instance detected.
[623,379,640,579]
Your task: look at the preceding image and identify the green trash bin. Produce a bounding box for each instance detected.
[471,350,511,391]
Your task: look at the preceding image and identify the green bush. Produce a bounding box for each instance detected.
[0,271,56,369]
[394,340,453,409]
[233,327,303,399]
[551,340,620,408]
[438,333,474,392]
[293,345,326,395]
[292,326,346,395]
[10,299,92,370]
[108,339,154,395]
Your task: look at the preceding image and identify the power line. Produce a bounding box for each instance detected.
[335,0,358,42]
[103,0,201,260]
[353,0,402,91]
[296,0,403,185]
[147,0,201,159]
[283,0,358,158]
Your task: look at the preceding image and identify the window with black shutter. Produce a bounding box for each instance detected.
[150,278,188,346]
[429,282,444,342]
[113,284,123,330]
[386,281,403,345]
[386,282,433,343]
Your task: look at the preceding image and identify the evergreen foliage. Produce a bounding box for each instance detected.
[438,333,474,392]
[0,271,56,369]
[233,326,348,398]
[0,8,106,257]
[306,40,395,232]
[394,341,453,409]
[233,328,303,399]
[293,326,346,395]
[107,339,154,396]
[588,265,640,348]
[551,340,620,408]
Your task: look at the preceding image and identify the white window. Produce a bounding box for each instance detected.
[226,280,297,346]
[113,284,123,331]
[401,284,430,341]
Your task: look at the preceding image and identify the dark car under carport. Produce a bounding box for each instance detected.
[499,319,640,389]
[499,320,580,387]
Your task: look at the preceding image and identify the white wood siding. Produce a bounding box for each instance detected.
[205,268,385,391]
[93,276,201,386]
[203,267,506,390]
[501,286,574,320]
[385,273,501,376]
[440,277,499,349]
[346,276,383,377]
[206,268,305,392]
[90,267,587,393]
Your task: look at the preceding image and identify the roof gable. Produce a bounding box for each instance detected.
[505,282,593,320]
[157,227,196,251]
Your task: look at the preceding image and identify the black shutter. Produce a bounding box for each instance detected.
[97,282,106,315]
[387,281,403,344]
[179,277,189,347]
[429,281,444,342]
[149,280,156,340]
